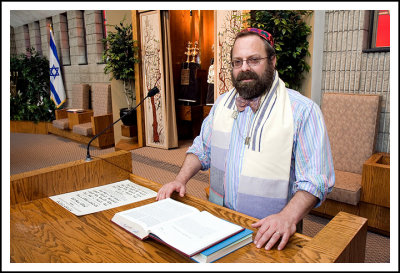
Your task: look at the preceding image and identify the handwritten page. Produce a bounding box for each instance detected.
[49,180,157,216]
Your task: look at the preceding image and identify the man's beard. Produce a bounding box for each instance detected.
[231,63,275,99]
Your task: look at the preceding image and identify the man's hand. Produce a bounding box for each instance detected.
[156,153,202,201]
[251,212,297,251]
[251,190,318,251]
[156,181,186,200]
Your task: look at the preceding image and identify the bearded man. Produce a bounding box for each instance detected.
[157,28,335,251]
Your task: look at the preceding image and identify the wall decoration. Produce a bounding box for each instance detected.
[139,10,178,149]
[215,10,247,98]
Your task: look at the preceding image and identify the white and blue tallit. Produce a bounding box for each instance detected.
[209,71,294,219]
[49,28,66,108]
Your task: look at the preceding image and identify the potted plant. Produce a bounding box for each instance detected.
[10,47,55,123]
[102,18,140,126]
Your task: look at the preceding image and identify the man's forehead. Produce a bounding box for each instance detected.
[232,36,265,55]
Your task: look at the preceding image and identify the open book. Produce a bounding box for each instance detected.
[111,198,244,257]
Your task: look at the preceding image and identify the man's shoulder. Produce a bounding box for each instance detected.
[287,89,314,106]
[287,89,318,112]
[286,89,324,124]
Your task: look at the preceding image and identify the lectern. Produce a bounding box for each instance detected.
[10,150,367,263]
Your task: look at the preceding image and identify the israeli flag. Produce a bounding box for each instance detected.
[49,27,66,108]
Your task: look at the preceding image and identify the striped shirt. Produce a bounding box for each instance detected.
[188,89,335,210]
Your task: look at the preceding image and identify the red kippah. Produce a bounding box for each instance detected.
[240,28,274,47]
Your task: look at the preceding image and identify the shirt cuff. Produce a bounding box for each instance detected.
[295,176,329,208]
[186,147,210,171]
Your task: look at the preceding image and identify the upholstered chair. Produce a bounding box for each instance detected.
[72,83,114,147]
[52,84,90,130]
[311,92,391,235]
[322,93,380,206]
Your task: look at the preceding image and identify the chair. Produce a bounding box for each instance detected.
[72,83,114,148]
[311,92,389,234]
[321,93,380,205]
[52,84,90,130]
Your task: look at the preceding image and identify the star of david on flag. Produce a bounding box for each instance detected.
[50,64,60,80]
[49,26,66,108]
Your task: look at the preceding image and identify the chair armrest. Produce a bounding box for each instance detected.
[67,110,94,130]
[293,211,367,262]
[55,109,68,120]
[91,113,113,135]
[360,153,390,207]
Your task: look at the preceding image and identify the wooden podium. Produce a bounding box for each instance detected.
[10,151,367,263]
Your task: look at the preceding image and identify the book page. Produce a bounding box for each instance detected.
[117,198,199,229]
[150,210,243,256]
[50,180,157,216]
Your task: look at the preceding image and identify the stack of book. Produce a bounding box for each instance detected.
[111,198,253,263]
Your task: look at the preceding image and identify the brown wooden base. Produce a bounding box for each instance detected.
[121,124,138,138]
[115,138,140,151]
[9,151,369,263]
[311,199,390,236]
[67,110,93,130]
[10,120,50,134]
[48,124,114,149]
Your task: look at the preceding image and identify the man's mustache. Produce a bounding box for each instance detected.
[236,71,259,81]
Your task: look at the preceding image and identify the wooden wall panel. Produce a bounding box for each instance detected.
[361,153,390,207]
[10,151,132,205]
[311,199,390,235]
[170,10,214,95]
[10,121,50,134]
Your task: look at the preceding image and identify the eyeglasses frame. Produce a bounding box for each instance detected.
[231,56,269,69]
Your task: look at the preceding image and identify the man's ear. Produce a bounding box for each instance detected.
[271,55,277,68]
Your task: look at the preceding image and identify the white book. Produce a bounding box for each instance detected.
[111,198,244,257]
[66,108,85,113]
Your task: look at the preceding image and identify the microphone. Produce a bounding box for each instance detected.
[85,86,160,162]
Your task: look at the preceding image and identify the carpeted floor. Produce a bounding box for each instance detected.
[9,132,391,263]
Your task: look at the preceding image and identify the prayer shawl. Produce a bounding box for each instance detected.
[209,71,294,219]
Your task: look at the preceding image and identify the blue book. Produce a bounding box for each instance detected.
[191,228,253,263]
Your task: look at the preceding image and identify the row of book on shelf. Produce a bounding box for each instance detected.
[50,180,253,263]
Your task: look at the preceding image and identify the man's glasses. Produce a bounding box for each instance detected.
[231,57,268,68]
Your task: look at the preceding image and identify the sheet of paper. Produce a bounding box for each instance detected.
[49,180,157,216]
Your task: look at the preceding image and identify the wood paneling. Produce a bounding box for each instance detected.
[170,10,214,102]
[10,151,132,205]
[361,153,390,207]
[132,10,145,148]
[115,138,140,151]
[10,121,50,134]
[121,124,138,137]
[67,110,93,129]
[55,109,68,119]
[9,153,368,263]
[48,124,114,149]
[313,152,391,235]
[293,212,367,263]
[199,10,215,69]
[312,199,390,235]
